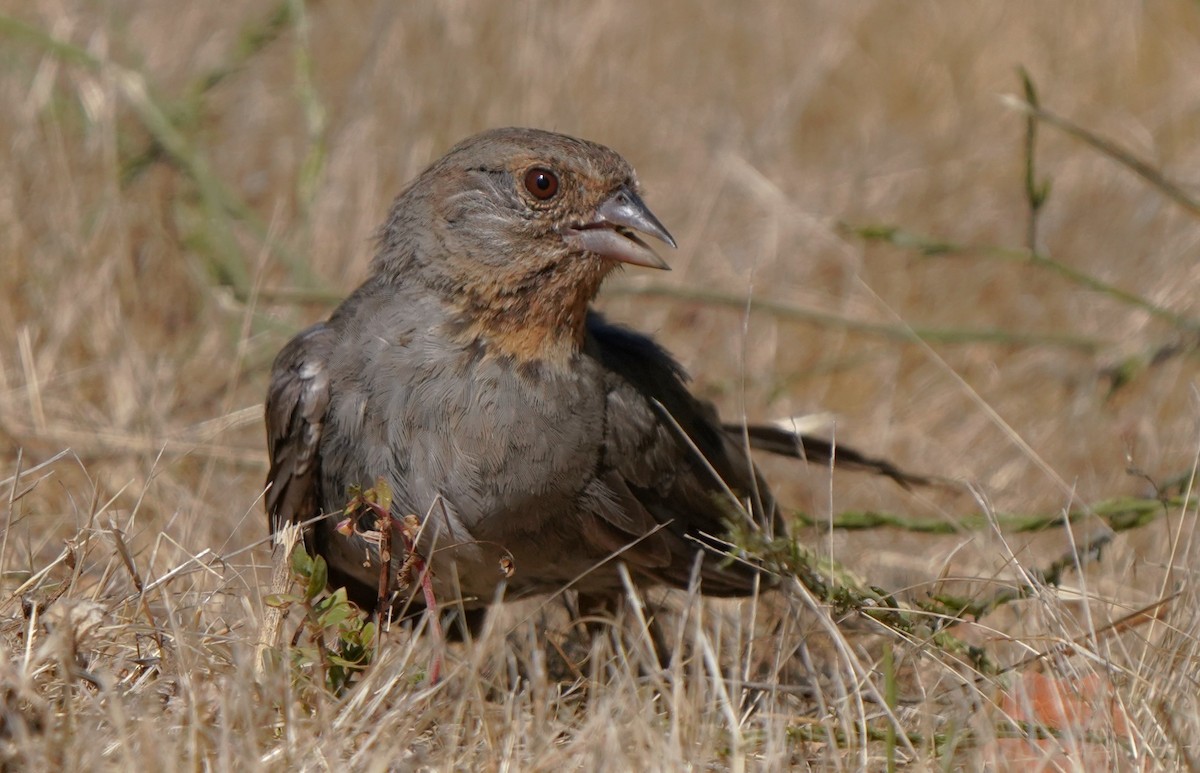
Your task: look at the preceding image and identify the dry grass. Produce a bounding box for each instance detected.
[2,0,1199,769]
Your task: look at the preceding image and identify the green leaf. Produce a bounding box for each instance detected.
[327,655,367,669]
[313,586,346,614]
[290,543,313,577]
[319,603,352,631]
[305,554,328,600]
[263,593,299,609]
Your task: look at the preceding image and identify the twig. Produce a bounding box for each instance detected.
[845,224,1200,333]
[1001,94,1200,221]
[374,506,393,626]
[738,526,996,673]
[610,283,1104,352]
[789,494,1179,535]
[927,532,1113,621]
[353,488,443,685]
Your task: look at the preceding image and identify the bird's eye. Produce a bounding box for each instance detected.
[523,167,559,200]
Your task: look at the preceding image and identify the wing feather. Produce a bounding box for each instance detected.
[585,313,780,595]
[264,323,337,534]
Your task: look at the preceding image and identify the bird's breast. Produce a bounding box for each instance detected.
[354,335,608,524]
[317,310,619,600]
[449,354,607,509]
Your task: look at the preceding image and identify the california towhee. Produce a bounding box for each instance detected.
[265,127,923,617]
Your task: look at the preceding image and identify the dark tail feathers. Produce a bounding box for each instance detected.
[724,423,944,491]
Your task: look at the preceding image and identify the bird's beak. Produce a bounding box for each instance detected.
[562,186,676,270]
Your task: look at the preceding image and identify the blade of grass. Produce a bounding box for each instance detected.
[1018,67,1051,253]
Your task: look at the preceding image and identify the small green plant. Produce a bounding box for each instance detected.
[265,543,376,697]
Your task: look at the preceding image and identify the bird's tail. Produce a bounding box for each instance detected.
[723,423,948,491]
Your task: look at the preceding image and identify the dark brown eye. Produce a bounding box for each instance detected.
[523,167,559,200]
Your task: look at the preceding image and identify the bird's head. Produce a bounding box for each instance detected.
[374,127,677,362]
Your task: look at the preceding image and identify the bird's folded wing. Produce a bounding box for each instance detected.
[578,471,673,569]
[264,323,336,534]
[585,314,778,593]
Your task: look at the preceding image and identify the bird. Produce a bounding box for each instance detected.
[264,127,925,620]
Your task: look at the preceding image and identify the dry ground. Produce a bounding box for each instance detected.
[2,1,1199,769]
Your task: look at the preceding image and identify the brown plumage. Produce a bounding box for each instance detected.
[265,128,916,617]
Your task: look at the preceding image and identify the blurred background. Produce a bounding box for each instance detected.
[2,0,1198,614]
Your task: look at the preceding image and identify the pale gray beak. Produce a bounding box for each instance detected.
[561,186,676,270]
